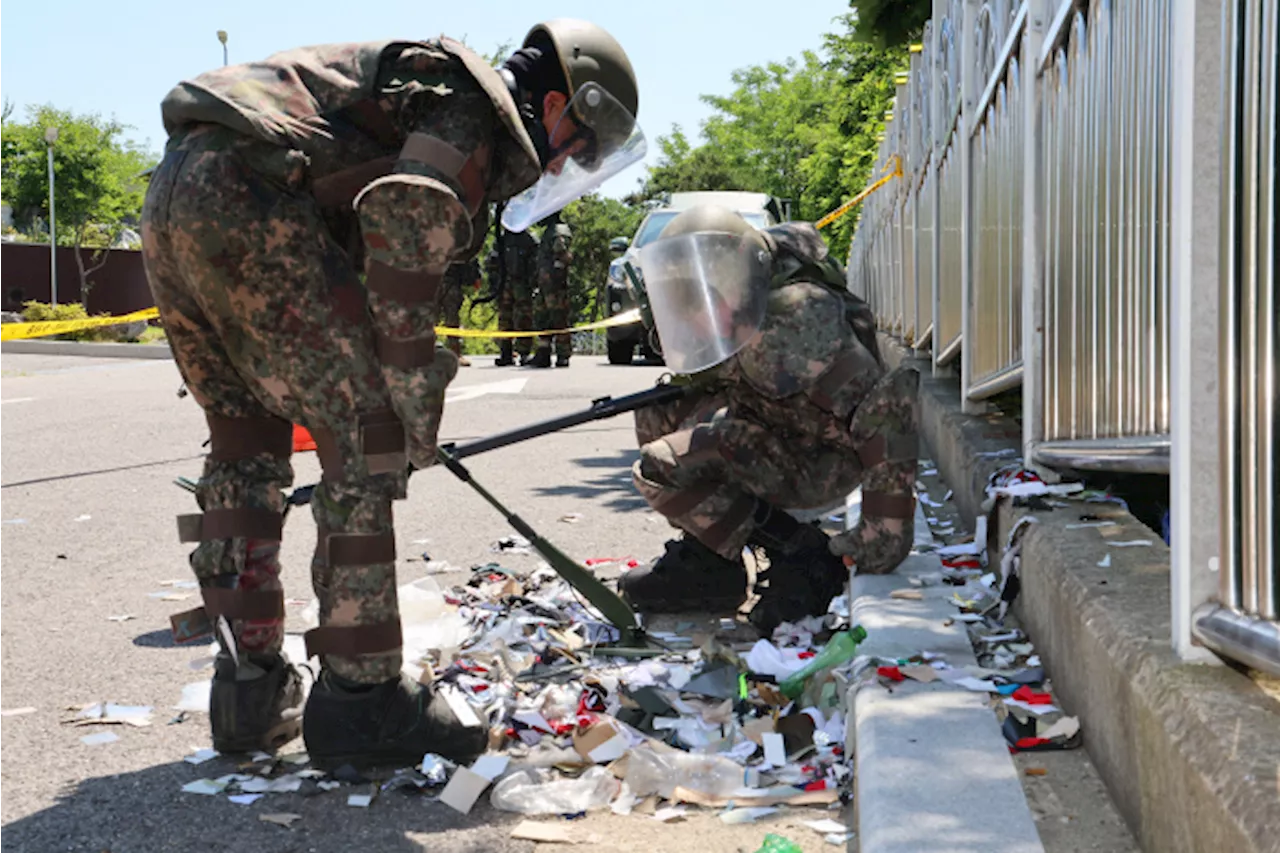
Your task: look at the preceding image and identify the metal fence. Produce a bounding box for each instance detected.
[849,0,1173,472]
[1194,0,1279,672]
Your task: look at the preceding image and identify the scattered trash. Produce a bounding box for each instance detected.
[510,820,580,843]
[80,731,120,746]
[74,703,153,727]
[1097,554,1112,568]
[182,778,229,795]
[184,748,219,765]
[175,681,211,713]
[1,707,37,717]
[653,805,689,822]
[1109,539,1154,548]
[803,818,850,835]
[228,793,264,805]
[347,793,374,808]
[754,834,804,853]
[258,813,302,828]
[491,767,620,816]
[559,513,584,524]
[889,588,923,601]
[491,535,532,555]
[107,614,136,623]
[75,514,92,522]
[1024,767,1048,777]
[720,807,780,824]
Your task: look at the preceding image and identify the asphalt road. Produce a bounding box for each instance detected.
[0,353,842,853]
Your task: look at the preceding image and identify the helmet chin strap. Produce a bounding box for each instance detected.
[499,67,553,169]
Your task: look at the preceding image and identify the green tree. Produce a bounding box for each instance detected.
[625,16,904,262]
[847,0,932,49]
[0,105,158,306]
[559,194,643,321]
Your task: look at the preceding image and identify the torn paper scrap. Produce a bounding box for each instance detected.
[175,681,212,713]
[439,766,492,814]
[720,807,780,824]
[182,778,228,795]
[470,754,510,781]
[259,813,302,828]
[653,805,688,822]
[761,732,787,767]
[1040,715,1081,740]
[80,731,120,746]
[184,748,219,765]
[804,818,850,834]
[347,794,373,808]
[228,793,263,805]
[1097,554,1112,568]
[1110,540,1154,548]
[1,707,37,717]
[510,821,578,843]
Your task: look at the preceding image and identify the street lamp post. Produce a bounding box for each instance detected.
[217,30,228,67]
[45,125,58,306]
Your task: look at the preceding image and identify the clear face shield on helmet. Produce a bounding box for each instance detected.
[635,232,771,375]
[501,82,647,232]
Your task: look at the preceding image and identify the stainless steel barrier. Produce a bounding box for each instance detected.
[1037,0,1172,471]
[1195,0,1279,674]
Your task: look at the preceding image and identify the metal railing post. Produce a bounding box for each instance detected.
[960,0,981,413]
[1170,0,1225,662]
[1023,0,1046,467]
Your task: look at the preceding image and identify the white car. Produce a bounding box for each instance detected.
[604,191,789,365]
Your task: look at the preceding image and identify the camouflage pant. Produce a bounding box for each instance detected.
[497,279,535,357]
[441,282,463,358]
[632,390,869,560]
[142,129,415,684]
[535,273,571,358]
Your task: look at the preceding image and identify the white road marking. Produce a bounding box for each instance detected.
[445,378,527,404]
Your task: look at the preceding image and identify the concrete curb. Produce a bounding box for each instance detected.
[875,334,1280,852]
[849,555,1044,853]
[1,340,173,359]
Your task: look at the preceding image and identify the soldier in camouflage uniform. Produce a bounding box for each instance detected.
[531,212,574,367]
[493,227,539,365]
[441,259,480,367]
[618,206,919,634]
[141,20,642,767]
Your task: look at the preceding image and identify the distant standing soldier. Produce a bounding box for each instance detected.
[531,212,574,367]
[494,227,538,365]
[441,260,481,367]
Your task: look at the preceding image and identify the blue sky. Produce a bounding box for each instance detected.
[1,0,850,198]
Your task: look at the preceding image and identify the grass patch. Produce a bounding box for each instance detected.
[139,326,167,344]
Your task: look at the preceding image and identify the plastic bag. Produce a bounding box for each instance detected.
[623,746,749,799]
[489,767,619,815]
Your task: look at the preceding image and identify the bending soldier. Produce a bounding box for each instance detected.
[441,259,481,367]
[141,20,643,767]
[531,211,574,367]
[619,205,919,634]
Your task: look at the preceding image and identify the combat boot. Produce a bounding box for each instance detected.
[619,536,748,612]
[747,503,847,635]
[526,346,552,368]
[210,653,304,754]
[555,354,570,368]
[303,670,489,770]
[495,341,515,366]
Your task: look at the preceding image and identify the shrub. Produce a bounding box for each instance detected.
[20,301,118,341]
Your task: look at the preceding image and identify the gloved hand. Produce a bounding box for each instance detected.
[828,507,915,575]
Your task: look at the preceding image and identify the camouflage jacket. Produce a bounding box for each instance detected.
[537,222,573,286]
[710,223,886,452]
[161,39,542,270]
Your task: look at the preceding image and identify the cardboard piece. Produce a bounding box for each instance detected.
[259,813,302,828]
[510,821,578,843]
[439,766,492,814]
[572,719,629,764]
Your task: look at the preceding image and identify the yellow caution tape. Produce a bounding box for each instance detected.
[434,308,641,339]
[1,307,161,342]
[815,155,904,230]
[1,306,642,343]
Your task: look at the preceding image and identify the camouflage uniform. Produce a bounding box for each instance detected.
[535,220,573,359]
[494,229,538,358]
[141,39,541,684]
[440,259,480,359]
[632,223,919,575]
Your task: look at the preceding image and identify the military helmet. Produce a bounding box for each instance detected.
[525,19,639,121]
[659,205,770,255]
[524,19,639,164]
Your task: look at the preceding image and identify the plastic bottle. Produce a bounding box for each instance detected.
[490,766,620,815]
[778,625,868,699]
[623,747,754,800]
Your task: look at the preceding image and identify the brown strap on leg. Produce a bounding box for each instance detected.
[324,531,397,565]
[310,409,406,482]
[206,414,292,461]
[862,490,916,520]
[376,333,438,369]
[304,620,402,658]
[177,508,283,542]
[366,261,443,305]
[810,351,867,413]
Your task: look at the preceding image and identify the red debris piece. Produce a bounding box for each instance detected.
[1011,686,1053,705]
[877,665,906,682]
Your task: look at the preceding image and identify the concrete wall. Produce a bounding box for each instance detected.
[2,242,153,315]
